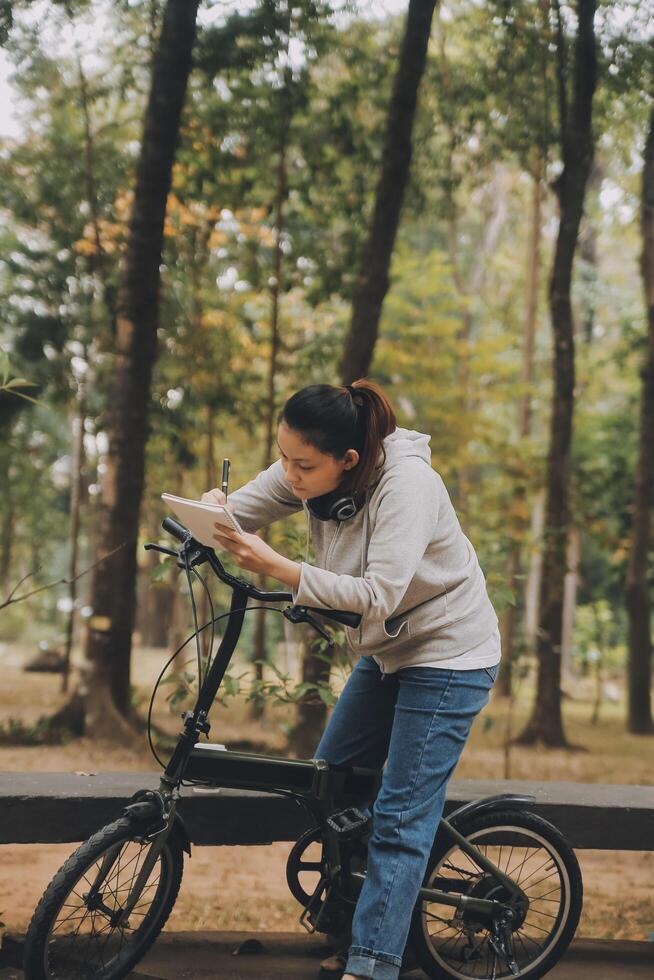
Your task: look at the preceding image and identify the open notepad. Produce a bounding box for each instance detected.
[161,493,244,548]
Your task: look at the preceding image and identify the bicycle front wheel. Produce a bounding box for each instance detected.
[23,815,184,980]
[408,808,582,980]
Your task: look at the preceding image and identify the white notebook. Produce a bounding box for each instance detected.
[161,493,244,547]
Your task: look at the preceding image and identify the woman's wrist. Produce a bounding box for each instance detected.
[266,554,302,589]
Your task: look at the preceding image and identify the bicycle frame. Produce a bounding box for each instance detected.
[121,521,529,929]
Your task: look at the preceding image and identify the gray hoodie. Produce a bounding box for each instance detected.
[226,426,499,674]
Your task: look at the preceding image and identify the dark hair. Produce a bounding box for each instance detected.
[277,379,397,496]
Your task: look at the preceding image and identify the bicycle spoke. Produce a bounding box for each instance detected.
[514,856,555,889]
[51,908,88,932]
[530,886,562,901]
[506,845,536,882]
[43,831,173,980]
[515,928,546,952]
[419,819,575,980]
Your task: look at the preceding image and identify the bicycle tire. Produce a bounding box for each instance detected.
[23,815,184,980]
[408,808,583,980]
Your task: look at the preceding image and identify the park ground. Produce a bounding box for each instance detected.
[0,642,652,944]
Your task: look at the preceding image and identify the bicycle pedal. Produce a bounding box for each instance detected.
[299,904,317,934]
[326,806,371,840]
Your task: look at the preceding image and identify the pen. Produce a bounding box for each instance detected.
[221,458,230,498]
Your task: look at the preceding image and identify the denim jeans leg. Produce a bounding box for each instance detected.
[344,666,496,980]
[313,655,398,772]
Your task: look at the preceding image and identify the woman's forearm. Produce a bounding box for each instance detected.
[266,553,302,589]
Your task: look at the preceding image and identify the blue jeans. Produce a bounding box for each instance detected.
[314,656,499,980]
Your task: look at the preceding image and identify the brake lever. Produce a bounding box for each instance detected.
[144,540,208,570]
[284,605,335,647]
[144,543,179,558]
[305,612,335,647]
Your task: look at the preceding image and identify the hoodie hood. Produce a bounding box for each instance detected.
[373,426,433,478]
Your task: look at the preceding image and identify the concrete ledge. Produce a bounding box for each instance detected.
[1,931,653,978]
[1,772,653,849]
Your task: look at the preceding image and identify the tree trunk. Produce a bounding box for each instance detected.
[136,541,175,647]
[0,432,15,592]
[138,466,182,648]
[249,64,292,721]
[561,524,581,683]
[518,0,597,747]
[341,0,438,382]
[199,405,217,664]
[626,90,654,734]
[497,548,520,700]
[446,165,509,505]
[82,0,199,740]
[524,488,545,652]
[577,160,602,343]
[65,0,116,334]
[61,380,87,693]
[291,631,331,760]
[497,165,543,697]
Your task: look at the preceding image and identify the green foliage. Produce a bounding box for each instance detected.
[0,714,71,745]
[572,599,625,674]
[0,345,40,405]
[1,0,652,713]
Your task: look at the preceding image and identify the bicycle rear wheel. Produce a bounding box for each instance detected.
[23,815,184,980]
[408,808,582,980]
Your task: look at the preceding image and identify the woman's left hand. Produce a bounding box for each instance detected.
[212,524,279,576]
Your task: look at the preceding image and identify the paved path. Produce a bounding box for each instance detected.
[2,932,652,978]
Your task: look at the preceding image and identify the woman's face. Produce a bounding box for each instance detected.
[277,421,359,499]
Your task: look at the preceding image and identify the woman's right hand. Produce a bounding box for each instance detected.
[201,488,238,513]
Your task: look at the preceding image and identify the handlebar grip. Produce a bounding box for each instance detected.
[307,607,362,628]
[162,516,188,541]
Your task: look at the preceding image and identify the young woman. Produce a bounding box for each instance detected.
[202,379,500,980]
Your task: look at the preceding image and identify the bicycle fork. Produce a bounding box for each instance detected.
[84,793,176,929]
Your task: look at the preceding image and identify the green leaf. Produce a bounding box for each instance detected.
[4,377,37,389]
[266,660,289,682]
[0,388,41,405]
[0,349,10,383]
[317,685,337,707]
[222,674,241,697]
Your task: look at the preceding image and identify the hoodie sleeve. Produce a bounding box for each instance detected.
[225,458,304,533]
[291,460,439,619]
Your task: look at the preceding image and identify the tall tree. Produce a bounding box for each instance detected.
[83,0,200,739]
[518,0,597,746]
[497,160,544,697]
[626,67,654,734]
[341,0,438,382]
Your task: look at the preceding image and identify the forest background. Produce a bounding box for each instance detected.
[0,0,653,943]
[0,0,654,836]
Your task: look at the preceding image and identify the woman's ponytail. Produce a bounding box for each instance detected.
[340,380,397,495]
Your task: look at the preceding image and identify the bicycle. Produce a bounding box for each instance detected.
[24,516,583,980]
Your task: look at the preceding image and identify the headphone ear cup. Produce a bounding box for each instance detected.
[330,497,358,521]
[307,490,364,522]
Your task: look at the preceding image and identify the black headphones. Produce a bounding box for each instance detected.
[306,487,366,522]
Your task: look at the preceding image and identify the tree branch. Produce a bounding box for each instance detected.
[0,542,128,611]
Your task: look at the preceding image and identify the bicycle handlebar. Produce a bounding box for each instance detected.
[154,517,362,631]
[162,516,188,541]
